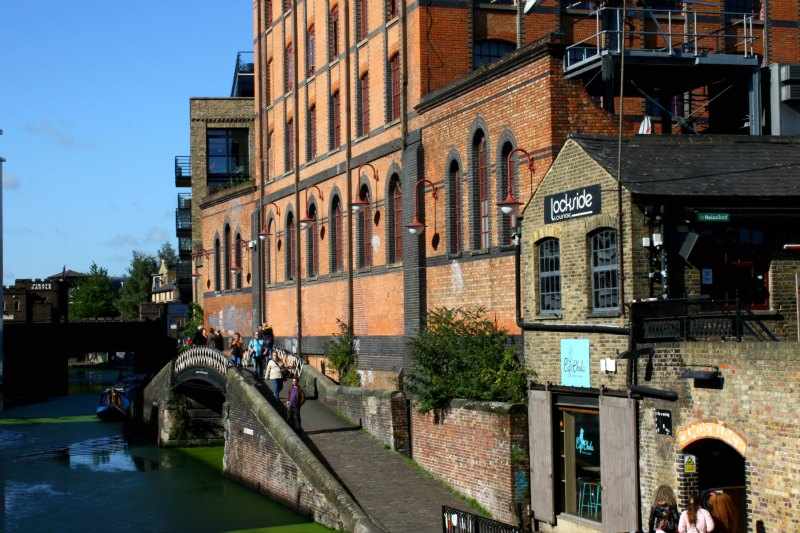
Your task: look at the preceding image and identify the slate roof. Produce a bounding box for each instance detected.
[571,134,800,197]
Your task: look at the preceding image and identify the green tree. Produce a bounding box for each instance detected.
[157,242,179,269]
[71,263,119,319]
[181,302,204,340]
[325,319,361,386]
[115,251,158,320]
[407,306,531,412]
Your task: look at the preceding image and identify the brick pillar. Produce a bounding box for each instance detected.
[676,453,699,507]
[402,134,426,370]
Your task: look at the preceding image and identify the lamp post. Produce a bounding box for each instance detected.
[352,163,379,213]
[406,178,439,235]
[300,185,324,230]
[497,147,535,216]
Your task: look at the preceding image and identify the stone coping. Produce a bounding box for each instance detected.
[303,364,400,400]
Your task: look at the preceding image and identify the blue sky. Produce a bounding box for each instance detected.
[1,1,251,284]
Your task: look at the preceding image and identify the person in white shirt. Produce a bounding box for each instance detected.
[678,493,714,533]
[265,356,284,399]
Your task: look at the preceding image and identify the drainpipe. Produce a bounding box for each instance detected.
[516,0,523,49]
[344,0,355,334]
[400,0,409,149]
[257,1,267,327]
[292,0,303,357]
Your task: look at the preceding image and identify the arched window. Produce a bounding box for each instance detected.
[448,159,462,255]
[306,203,319,277]
[286,212,296,280]
[264,218,273,285]
[387,174,402,263]
[499,141,515,246]
[330,195,343,273]
[538,239,561,314]
[471,130,489,250]
[473,39,515,69]
[357,184,372,269]
[224,224,231,290]
[214,237,221,291]
[590,228,619,312]
[234,232,243,289]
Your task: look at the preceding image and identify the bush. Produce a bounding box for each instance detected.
[407,306,530,412]
[326,319,361,387]
[181,303,204,340]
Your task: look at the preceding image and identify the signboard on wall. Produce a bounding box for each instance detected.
[544,185,601,224]
[655,409,673,436]
[560,339,591,387]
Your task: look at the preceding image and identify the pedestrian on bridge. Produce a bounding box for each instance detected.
[230,332,244,368]
[262,324,275,360]
[210,328,225,352]
[192,326,208,346]
[266,355,284,398]
[287,376,305,431]
[249,330,265,379]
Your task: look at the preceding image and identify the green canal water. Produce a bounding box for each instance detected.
[0,394,332,533]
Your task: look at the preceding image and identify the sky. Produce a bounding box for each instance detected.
[0,1,251,284]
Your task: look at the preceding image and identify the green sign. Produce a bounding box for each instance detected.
[697,212,730,223]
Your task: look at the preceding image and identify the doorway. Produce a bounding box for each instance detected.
[682,438,746,533]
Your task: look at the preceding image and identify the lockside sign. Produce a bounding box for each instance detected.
[544,185,602,224]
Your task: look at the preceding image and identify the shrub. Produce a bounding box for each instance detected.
[407,306,530,412]
[326,319,361,387]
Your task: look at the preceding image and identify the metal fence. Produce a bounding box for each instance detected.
[442,506,520,533]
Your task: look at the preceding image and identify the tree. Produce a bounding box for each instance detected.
[181,302,204,340]
[407,306,531,412]
[71,263,119,319]
[158,242,179,269]
[116,251,158,320]
[325,319,360,386]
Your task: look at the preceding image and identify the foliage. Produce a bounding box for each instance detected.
[115,251,158,320]
[407,306,531,413]
[326,319,361,387]
[157,242,179,269]
[181,303,204,340]
[70,263,119,319]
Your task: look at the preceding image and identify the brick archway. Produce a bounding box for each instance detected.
[676,421,748,457]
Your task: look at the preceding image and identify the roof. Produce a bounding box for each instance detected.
[47,269,85,280]
[571,135,800,197]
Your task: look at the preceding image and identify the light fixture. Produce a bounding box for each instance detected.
[406,216,425,235]
[352,163,379,214]
[259,232,269,240]
[406,178,439,236]
[351,197,369,213]
[498,193,523,215]
[497,147,535,216]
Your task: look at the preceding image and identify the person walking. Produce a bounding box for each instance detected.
[212,328,225,352]
[679,493,715,533]
[266,356,284,398]
[286,376,305,431]
[707,492,738,533]
[192,326,207,346]
[249,330,265,379]
[230,332,244,368]
[648,485,680,533]
[263,324,275,361]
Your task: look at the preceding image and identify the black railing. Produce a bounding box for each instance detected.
[235,51,254,74]
[442,506,520,533]
[632,298,780,343]
[177,192,192,209]
[231,51,255,97]
[178,237,193,260]
[175,156,191,187]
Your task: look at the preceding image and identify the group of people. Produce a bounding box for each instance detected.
[188,323,304,430]
[649,485,739,533]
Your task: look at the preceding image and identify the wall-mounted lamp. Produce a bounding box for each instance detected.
[406,178,439,235]
[352,163,379,213]
[497,147,535,215]
[300,185,324,230]
[260,202,281,240]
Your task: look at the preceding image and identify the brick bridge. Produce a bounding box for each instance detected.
[144,346,471,532]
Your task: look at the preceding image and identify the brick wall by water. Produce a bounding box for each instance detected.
[410,399,529,525]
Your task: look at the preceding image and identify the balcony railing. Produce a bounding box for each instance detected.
[178,237,193,260]
[176,193,192,237]
[564,7,758,71]
[631,298,780,343]
[177,192,192,210]
[231,51,255,97]
[175,156,191,187]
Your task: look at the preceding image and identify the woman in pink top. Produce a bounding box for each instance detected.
[679,493,715,533]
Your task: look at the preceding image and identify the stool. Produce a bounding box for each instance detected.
[578,480,601,518]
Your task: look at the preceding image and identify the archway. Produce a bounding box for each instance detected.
[682,438,746,533]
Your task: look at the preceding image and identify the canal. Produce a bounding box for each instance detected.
[0,392,332,532]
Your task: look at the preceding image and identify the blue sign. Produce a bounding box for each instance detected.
[560,339,591,388]
[576,428,596,456]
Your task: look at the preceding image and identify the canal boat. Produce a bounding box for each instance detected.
[96,375,146,421]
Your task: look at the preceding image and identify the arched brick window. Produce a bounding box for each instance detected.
[329,6,340,60]
[357,184,372,269]
[306,202,319,278]
[214,237,221,291]
[499,141,515,246]
[589,228,619,312]
[471,130,489,250]
[286,212,296,281]
[447,159,462,255]
[234,232,243,289]
[330,195,343,273]
[224,224,231,290]
[387,174,402,263]
[538,238,561,314]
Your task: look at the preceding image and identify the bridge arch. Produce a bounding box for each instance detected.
[172,346,229,391]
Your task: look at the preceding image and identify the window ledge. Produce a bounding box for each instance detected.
[357,38,368,48]
[536,313,563,320]
[385,118,401,128]
[587,311,622,319]
[470,249,491,257]
[329,57,341,68]
[477,3,516,11]
[499,243,516,252]
[386,16,399,28]
[447,252,463,260]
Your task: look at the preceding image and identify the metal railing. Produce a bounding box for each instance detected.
[173,346,228,381]
[177,192,192,209]
[235,51,254,74]
[273,345,304,378]
[564,6,758,70]
[178,237,193,259]
[442,506,520,533]
[175,156,191,186]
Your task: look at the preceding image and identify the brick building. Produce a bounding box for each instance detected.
[3,278,69,324]
[180,0,800,390]
[521,135,800,532]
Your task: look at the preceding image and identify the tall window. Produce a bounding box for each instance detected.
[266,58,273,103]
[590,229,619,312]
[448,160,462,255]
[283,0,291,13]
[386,0,398,19]
[207,128,249,187]
[265,219,273,284]
[214,238,221,291]
[234,233,243,289]
[539,239,561,314]
[306,203,319,277]
[286,213,296,280]
[265,0,273,25]
[329,6,340,60]
[285,43,294,92]
[357,185,372,269]
[306,26,316,76]
[357,0,369,40]
[472,130,489,250]
[473,39,515,69]
[387,175,402,263]
[358,72,370,137]
[331,195,343,272]
[330,91,341,148]
[556,407,601,521]
[388,54,401,122]
[224,224,232,290]
[499,142,514,246]
[267,130,274,177]
[286,118,294,171]
[307,105,317,161]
